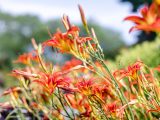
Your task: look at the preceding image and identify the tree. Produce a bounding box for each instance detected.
[120,0,152,12]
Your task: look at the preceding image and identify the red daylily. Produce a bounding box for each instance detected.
[124,2,160,33]
[106,102,117,113]
[103,101,123,118]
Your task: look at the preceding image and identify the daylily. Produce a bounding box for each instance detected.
[14,51,39,65]
[76,78,94,96]
[154,65,160,72]
[62,58,82,71]
[65,94,92,118]
[33,72,71,94]
[124,2,160,33]
[1,87,21,100]
[114,61,143,80]
[43,25,92,56]
[12,69,38,78]
[93,84,115,101]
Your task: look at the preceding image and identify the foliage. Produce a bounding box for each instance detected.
[120,0,152,12]
[115,37,160,68]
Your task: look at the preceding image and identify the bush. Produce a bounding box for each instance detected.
[115,37,160,68]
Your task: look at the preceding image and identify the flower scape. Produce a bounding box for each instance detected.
[0,1,160,120]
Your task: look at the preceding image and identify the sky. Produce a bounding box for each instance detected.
[0,0,139,45]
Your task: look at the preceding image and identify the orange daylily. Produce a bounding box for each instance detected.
[76,78,94,96]
[65,94,92,118]
[114,61,143,80]
[93,84,115,101]
[43,26,92,54]
[124,2,160,33]
[154,65,160,72]
[62,58,82,71]
[33,72,71,94]
[14,51,39,65]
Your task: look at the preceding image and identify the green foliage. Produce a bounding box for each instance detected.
[115,37,160,68]
[0,11,63,70]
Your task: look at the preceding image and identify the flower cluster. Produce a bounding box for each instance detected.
[0,2,160,120]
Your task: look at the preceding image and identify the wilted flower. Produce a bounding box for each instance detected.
[12,69,38,78]
[1,87,21,100]
[0,102,12,109]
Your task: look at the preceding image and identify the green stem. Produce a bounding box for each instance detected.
[56,89,74,120]
[101,61,134,120]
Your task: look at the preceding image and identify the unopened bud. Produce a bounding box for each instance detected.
[78,5,87,27]
[62,15,71,30]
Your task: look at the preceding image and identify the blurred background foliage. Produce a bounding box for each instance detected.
[120,0,152,12]
[113,37,160,69]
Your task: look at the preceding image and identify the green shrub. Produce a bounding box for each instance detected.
[114,37,160,68]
